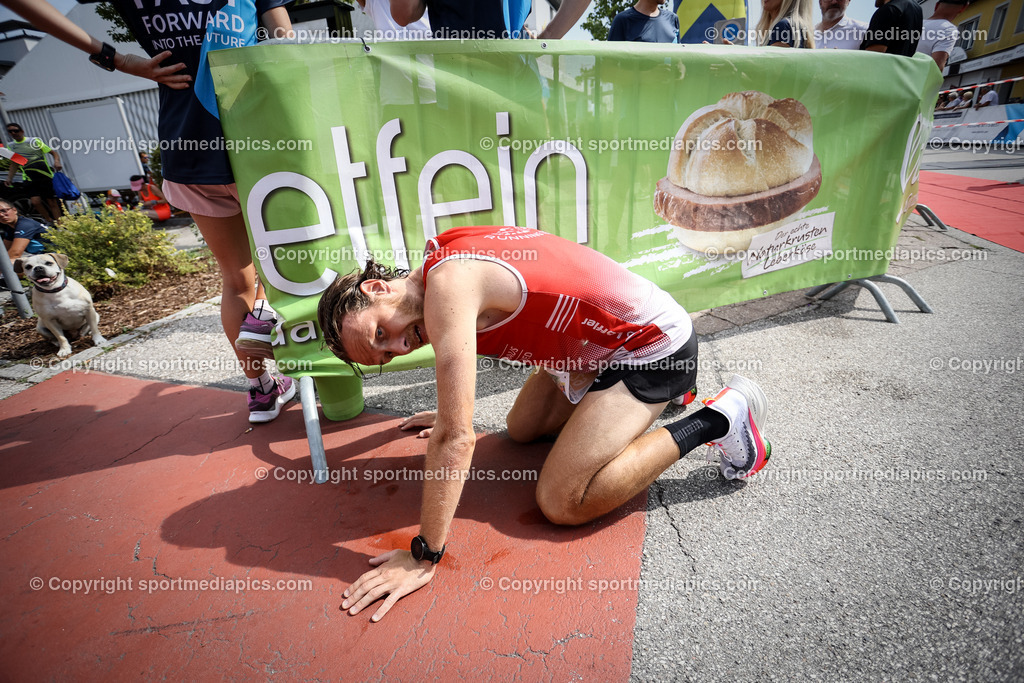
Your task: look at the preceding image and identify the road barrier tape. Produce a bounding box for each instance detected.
[932,118,1024,129]
[939,76,1024,95]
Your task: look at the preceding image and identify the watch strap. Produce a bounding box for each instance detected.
[89,42,116,72]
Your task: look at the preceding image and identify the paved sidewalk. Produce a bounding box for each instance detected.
[2,208,1022,678]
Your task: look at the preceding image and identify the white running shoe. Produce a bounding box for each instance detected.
[702,374,771,480]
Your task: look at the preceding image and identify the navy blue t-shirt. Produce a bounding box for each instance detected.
[102,0,288,185]
[608,7,679,43]
[2,215,49,253]
[425,0,532,39]
[766,18,809,48]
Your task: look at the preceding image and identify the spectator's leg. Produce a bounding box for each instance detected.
[191,211,265,380]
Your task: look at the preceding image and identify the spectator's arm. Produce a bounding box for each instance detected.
[860,4,894,53]
[389,0,427,27]
[538,0,593,39]
[0,0,192,89]
[931,51,949,70]
[7,236,29,261]
[261,5,294,39]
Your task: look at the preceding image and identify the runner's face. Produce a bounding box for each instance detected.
[340,288,428,367]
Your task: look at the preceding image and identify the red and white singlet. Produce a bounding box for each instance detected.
[422,226,693,374]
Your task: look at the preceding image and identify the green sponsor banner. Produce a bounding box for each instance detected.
[209,42,939,415]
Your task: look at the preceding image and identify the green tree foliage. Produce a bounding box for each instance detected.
[95,3,135,44]
[581,0,635,41]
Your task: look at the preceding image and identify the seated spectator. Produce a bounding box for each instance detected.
[756,0,816,48]
[105,189,125,212]
[608,0,680,43]
[942,92,963,109]
[975,85,998,108]
[954,90,973,109]
[130,174,172,222]
[1,199,50,261]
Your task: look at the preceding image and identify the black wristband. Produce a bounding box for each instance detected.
[89,42,116,72]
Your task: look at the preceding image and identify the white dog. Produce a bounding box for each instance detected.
[14,253,107,358]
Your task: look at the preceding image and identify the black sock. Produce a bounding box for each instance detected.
[665,407,730,458]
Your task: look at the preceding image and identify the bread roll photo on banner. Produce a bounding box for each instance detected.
[654,90,822,255]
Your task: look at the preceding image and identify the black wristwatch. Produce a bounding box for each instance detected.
[410,535,445,565]
[89,42,117,72]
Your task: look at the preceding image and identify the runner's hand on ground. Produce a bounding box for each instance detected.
[342,549,436,622]
[399,411,436,438]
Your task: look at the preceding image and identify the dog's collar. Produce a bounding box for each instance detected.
[34,274,69,294]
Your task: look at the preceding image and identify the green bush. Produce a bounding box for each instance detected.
[45,206,199,295]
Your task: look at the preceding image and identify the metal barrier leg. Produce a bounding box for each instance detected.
[869,274,934,314]
[915,204,949,232]
[299,376,329,484]
[853,278,900,323]
[0,252,33,319]
[805,283,833,298]
[818,281,852,301]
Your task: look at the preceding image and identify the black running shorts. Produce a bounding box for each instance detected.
[589,333,698,404]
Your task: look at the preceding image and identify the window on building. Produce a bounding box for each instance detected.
[988,3,1008,42]
[1014,2,1024,35]
[956,16,981,52]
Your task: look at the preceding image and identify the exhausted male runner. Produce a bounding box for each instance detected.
[318,225,771,621]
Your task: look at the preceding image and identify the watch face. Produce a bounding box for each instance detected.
[411,536,424,561]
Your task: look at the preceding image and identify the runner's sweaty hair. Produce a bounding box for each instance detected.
[318,259,410,364]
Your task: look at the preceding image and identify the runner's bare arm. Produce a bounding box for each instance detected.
[342,266,482,621]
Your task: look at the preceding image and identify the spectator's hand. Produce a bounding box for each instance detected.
[399,410,436,438]
[342,549,436,622]
[116,51,192,89]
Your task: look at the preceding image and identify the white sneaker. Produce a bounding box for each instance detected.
[703,375,771,480]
